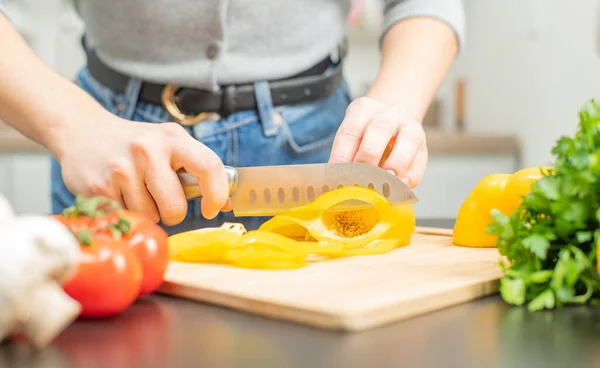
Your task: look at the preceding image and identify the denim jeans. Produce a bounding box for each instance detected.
[50,65,351,233]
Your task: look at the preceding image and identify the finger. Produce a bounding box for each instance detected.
[380,123,425,179]
[114,192,127,210]
[329,98,383,163]
[114,159,161,222]
[221,198,233,212]
[144,155,189,226]
[353,108,400,166]
[168,129,228,220]
[402,146,428,188]
[199,197,233,212]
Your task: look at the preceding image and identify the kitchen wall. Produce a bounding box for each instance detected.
[450,0,600,168]
[1,0,598,217]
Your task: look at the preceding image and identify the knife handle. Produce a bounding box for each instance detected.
[177,165,239,200]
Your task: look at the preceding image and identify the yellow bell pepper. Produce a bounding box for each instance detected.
[453,167,551,248]
[500,167,553,215]
[259,186,395,248]
[168,185,416,270]
[259,186,415,250]
[453,173,510,248]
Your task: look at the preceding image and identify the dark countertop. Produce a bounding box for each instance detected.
[2,219,600,368]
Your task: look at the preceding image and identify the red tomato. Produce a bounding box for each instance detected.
[123,211,169,296]
[62,236,143,318]
[56,195,169,312]
[99,210,169,297]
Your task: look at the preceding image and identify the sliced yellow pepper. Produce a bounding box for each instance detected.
[453,167,551,248]
[340,239,401,256]
[259,186,407,249]
[169,223,246,262]
[168,185,416,270]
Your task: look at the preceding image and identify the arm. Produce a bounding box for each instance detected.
[0,13,230,224]
[329,0,464,187]
[366,15,461,121]
[0,13,113,160]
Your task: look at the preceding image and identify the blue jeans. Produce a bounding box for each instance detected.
[51,66,351,233]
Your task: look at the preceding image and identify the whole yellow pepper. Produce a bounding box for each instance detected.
[453,173,511,248]
[453,167,551,248]
[500,167,553,215]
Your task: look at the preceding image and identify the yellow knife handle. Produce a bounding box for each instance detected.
[177,165,238,200]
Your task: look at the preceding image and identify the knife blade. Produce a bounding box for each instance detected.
[177,162,418,217]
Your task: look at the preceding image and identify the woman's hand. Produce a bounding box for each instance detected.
[329,96,427,188]
[328,15,460,189]
[57,116,232,225]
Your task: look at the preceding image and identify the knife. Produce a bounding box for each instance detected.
[177,162,418,217]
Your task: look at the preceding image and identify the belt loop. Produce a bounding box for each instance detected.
[253,80,279,137]
[119,78,143,120]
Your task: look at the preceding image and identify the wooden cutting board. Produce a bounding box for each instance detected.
[157,227,504,331]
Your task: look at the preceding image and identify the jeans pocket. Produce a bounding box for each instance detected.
[276,81,351,156]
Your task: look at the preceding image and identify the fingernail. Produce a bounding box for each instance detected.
[386,169,397,176]
[401,176,411,187]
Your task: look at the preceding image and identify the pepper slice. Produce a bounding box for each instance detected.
[340,239,401,256]
[169,223,246,263]
[238,231,311,258]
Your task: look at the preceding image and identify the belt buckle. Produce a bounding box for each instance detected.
[161,84,208,126]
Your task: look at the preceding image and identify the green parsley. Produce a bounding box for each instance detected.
[487,99,600,311]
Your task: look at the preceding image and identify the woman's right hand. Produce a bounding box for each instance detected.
[56,116,231,225]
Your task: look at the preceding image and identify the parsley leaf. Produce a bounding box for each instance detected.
[499,277,526,306]
[487,99,600,311]
[521,235,550,260]
[528,289,555,311]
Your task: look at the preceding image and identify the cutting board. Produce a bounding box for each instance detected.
[157,227,504,331]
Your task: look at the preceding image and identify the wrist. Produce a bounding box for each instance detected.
[45,107,116,163]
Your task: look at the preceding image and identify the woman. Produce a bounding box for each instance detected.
[0,1,464,231]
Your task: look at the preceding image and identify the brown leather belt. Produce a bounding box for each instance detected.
[84,38,346,125]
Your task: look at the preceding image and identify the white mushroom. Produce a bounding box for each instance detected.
[0,193,82,348]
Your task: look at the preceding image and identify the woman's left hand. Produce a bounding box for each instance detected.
[328,96,428,189]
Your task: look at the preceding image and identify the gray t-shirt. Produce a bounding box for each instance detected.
[1,1,465,91]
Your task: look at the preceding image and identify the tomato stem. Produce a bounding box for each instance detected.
[77,229,93,246]
[63,195,123,219]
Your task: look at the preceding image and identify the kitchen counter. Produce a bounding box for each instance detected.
[0,123,45,153]
[1,219,598,368]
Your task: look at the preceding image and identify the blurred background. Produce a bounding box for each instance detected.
[1,0,599,219]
